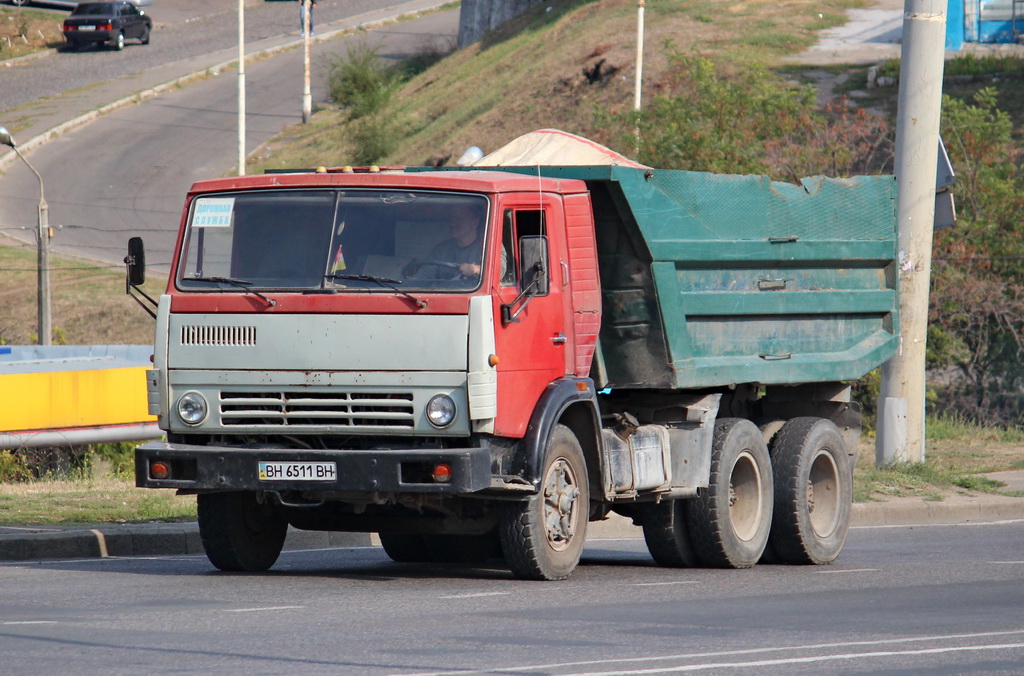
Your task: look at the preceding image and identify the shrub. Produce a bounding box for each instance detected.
[0,450,31,482]
[325,42,402,119]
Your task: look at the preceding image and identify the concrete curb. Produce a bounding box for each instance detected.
[0,523,374,562]
[3,496,1021,562]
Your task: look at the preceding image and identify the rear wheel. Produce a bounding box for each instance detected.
[641,499,700,568]
[111,31,125,50]
[687,418,773,568]
[767,417,852,565]
[197,492,288,572]
[500,423,589,580]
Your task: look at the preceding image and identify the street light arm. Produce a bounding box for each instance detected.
[11,144,46,209]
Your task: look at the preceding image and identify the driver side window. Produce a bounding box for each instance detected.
[500,208,546,288]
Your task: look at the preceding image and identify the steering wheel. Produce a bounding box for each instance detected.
[402,259,462,280]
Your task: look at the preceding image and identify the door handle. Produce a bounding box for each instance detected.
[551,334,568,345]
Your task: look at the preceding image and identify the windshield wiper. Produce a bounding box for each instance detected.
[188,276,276,307]
[325,273,427,309]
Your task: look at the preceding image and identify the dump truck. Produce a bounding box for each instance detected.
[127,130,898,580]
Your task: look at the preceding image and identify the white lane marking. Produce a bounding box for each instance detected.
[222,606,305,613]
[438,592,511,600]
[3,621,59,626]
[991,560,1024,564]
[565,642,1024,675]
[630,581,699,586]
[815,568,879,574]
[396,629,1024,676]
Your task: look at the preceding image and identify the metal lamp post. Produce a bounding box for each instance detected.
[0,126,51,346]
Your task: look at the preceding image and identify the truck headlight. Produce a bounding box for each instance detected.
[177,392,208,425]
[426,394,456,428]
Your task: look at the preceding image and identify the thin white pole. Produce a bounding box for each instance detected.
[633,0,645,154]
[302,0,312,123]
[634,0,645,111]
[877,0,947,466]
[237,0,246,175]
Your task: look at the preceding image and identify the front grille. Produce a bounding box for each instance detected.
[219,390,415,428]
[181,325,256,346]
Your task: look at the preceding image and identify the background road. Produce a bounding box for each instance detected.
[1,521,1023,674]
[0,1,457,274]
[0,0,403,111]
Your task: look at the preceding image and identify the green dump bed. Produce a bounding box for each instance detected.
[511,165,899,390]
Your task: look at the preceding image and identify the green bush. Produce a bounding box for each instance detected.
[325,43,402,119]
[0,450,31,482]
[91,442,136,481]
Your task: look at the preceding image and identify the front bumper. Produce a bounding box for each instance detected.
[135,441,493,494]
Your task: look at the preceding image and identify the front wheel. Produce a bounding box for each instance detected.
[197,492,288,572]
[500,424,589,580]
[687,418,773,568]
[767,417,852,565]
[140,25,151,45]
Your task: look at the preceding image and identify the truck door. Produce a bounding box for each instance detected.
[491,195,574,438]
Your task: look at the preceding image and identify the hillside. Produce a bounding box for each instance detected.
[251,0,868,171]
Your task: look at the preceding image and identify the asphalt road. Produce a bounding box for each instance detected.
[0,1,458,274]
[1,520,1023,675]
[0,0,399,112]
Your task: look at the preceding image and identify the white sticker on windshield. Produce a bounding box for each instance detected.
[193,197,235,228]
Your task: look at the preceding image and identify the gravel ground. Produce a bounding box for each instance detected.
[0,0,386,112]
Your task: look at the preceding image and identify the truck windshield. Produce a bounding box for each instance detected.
[177,189,490,292]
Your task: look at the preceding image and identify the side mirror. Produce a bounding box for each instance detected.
[519,235,549,296]
[126,236,146,287]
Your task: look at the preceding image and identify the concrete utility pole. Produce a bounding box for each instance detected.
[0,127,51,346]
[237,0,247,175]
[877,0,947,466]
[302,0,312,123]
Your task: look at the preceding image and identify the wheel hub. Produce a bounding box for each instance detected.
[543,458,579,551]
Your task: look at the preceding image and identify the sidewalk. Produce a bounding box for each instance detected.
[0,0,450,172]
[2,489,1021,562]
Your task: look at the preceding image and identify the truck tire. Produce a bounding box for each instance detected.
[197,492,288,572]
[500,423,589,580]
[641,499,700,568]
[766,417,852,565]
[379,532,432,563]
[687,418,773,568]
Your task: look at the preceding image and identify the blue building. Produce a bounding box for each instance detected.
[947,0,1024,49]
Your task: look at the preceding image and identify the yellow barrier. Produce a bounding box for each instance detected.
[0,366,156,433]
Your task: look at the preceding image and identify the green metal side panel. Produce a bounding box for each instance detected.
[420,164,899,389]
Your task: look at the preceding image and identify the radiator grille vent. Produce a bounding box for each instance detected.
[219,391,415,428]
[181,325,256,346]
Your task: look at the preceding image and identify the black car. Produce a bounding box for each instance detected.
[62,1,152,51]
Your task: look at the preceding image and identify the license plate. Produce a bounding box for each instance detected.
[78,24,96,30]
[258,461,337,481]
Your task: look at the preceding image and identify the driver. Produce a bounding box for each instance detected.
[430,207,484,278]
